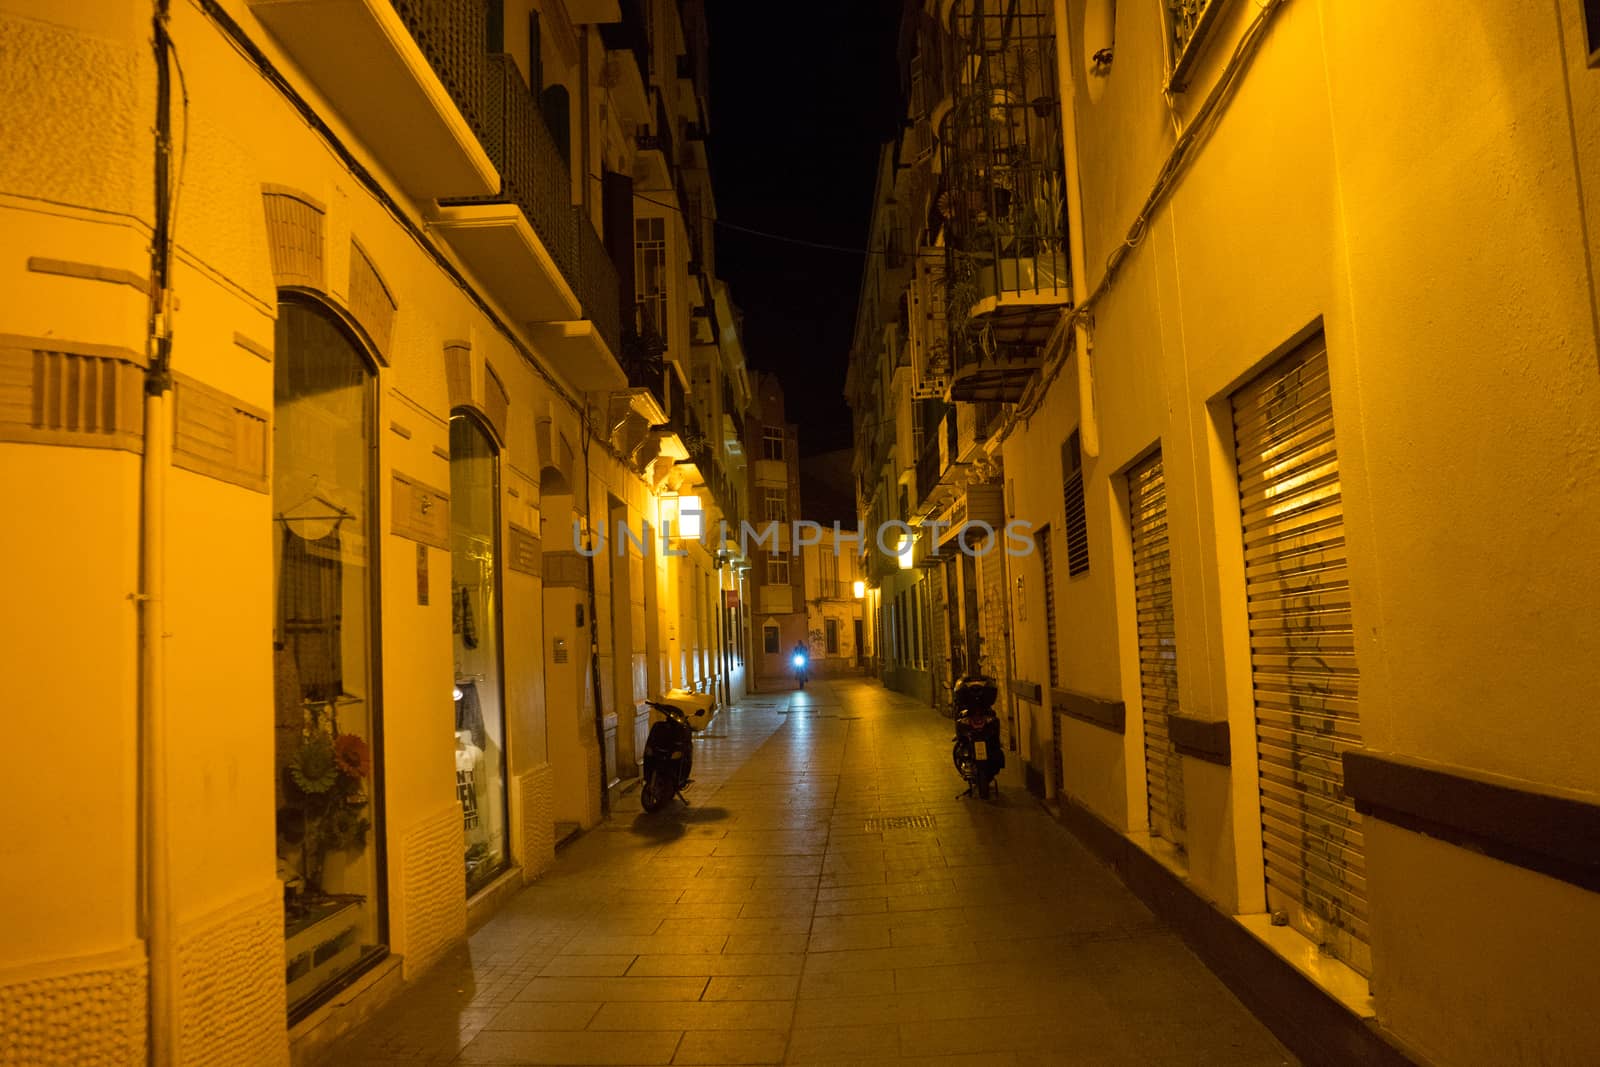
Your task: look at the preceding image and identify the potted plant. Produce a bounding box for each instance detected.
[278,703,372,912]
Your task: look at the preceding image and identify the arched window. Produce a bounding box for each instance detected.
[272,296,384,1013]
[450,411,511,894]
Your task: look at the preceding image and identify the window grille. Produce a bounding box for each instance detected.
[1062,431,1089,576]
[825,618,840,654]
[634,216,667,337]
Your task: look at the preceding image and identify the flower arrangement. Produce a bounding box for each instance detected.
[278,704,372,904]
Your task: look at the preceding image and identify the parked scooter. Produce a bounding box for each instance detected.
[951,675,1004,799]
[791,646,810,689]
[640,689,716,813]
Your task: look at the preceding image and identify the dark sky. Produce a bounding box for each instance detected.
[706,2,905,456]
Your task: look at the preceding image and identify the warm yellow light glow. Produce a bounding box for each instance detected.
[897,534,915,570]
[679,494,703,539]
[853,579,866,598]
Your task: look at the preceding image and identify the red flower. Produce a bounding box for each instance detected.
[333,733,372,779]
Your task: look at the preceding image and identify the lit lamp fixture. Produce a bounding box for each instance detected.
[679,494,704,539]
[897,533,916,570]
[853,579,866,598]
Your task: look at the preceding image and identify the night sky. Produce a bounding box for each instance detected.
[706,1,905,456]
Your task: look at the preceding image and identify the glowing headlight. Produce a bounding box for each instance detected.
[792,653,806,667]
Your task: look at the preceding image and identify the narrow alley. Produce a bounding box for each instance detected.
[323,680,1293,1066]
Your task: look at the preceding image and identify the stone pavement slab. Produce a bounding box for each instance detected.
[320,680,1296,1066]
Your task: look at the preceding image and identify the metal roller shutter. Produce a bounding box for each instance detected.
[1128,452,1184,847]
[1231,336,1368,975]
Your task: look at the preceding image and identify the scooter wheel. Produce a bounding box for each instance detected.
[640,767,674,813]
[952,740,976,783]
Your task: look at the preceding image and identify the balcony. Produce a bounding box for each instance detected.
[634,90,677,191]
[599,0,651,125]
[539,203,627,393]
[249,0,498,200]
[912,407,961,517]
[433,54,579,323]
[939,0,1071,403]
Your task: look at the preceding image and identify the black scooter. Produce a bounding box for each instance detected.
[951,675,1004,799]
[640,690,716,813]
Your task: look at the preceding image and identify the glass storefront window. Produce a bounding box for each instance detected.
[450,413,510,894]
[272,298,384,1015]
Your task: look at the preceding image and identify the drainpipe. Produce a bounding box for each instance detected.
[142,2,176,1062]
[1053,0,1100,459]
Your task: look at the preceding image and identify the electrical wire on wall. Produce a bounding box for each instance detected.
[141,2,189,1061]
[578,409,611,818]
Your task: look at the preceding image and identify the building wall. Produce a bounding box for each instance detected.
[998,1,1600,1062]
[0,0,739,1057]
[801,530,866,675]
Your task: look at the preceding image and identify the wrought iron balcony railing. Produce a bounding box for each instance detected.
[390,0,486,138]
[938,0,1071,402]
[575,209,621,355]
[451,53,579,283]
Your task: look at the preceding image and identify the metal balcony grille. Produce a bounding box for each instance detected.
[451,54,578,284]
[390,0,485,140]
[575,209,621,356]
[939,0,1069,401]
[1167,0,1227,90]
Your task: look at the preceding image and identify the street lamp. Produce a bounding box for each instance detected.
[853,579,866,598]
[678,493,703,539]
[897,533,916,570]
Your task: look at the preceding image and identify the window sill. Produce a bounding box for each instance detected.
[1237,913,1374,1019]
[1127,829,1190,880]
[1127,829,1372,1019]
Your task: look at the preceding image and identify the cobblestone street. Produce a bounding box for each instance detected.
[324,680,1294,1066]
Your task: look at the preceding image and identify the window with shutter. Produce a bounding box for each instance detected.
[1231,334,1368,975]
[1038,524,1058,685]
[1062,432,1089,576]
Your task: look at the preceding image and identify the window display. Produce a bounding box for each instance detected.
[272,298,384,1015]
[450,413,510,894]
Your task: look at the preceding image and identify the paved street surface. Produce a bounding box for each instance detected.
[323,679,1294,1066]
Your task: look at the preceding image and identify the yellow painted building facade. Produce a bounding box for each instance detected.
[0,0,746,1060]
[854,1,1600,1062]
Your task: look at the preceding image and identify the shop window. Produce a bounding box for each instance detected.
[450,413,510,896]
[272,297,383,1016]
[763,623,780,654]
